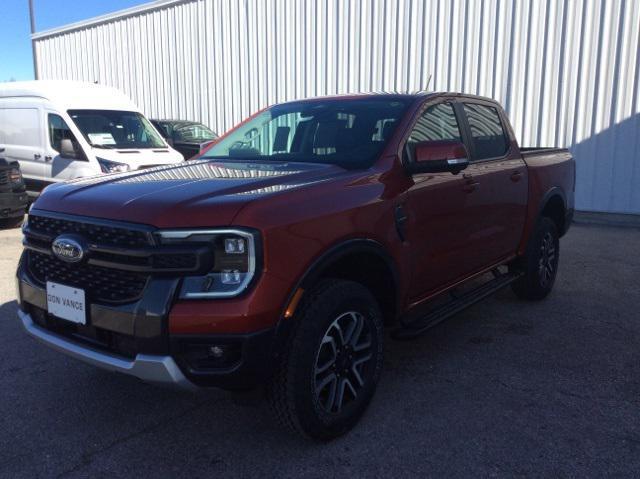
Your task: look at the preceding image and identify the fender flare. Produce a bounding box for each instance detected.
[537,186,569,235]
[538,186,567,218]
[272,239,401,344]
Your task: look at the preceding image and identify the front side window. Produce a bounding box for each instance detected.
[201,98,410,169]
[68,110,166,149]
[408,102,462,146]
[463,103,509,160]
[405,102,462,162]
[48,114,77,152]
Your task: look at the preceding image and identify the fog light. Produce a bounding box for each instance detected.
[209,345,225,358]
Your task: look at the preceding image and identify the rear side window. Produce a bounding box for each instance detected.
[462,103,509,160]
[0,108,40,147]
[48,114,77,152]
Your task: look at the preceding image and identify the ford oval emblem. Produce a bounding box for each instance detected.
[51,235,86,263]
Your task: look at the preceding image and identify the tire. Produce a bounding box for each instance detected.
[267,279,384,440]
[511,216,560,300]
[0,216,24,229]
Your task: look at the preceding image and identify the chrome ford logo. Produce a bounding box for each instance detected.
[51,235,86,263]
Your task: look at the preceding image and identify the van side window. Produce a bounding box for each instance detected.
[48,114,76,152]
[0,108,40,147]
[462,104,509,160]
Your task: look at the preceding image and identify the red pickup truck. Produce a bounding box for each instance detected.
[17,92,575,439]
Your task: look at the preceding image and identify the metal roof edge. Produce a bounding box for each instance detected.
[31,0,195,40]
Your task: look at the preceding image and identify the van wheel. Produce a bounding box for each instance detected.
[511,216,560,300]
[0,216,24,229]
[267,279,384,440]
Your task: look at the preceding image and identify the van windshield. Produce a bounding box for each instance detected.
[68,110,166,149]
[200,98,410,169]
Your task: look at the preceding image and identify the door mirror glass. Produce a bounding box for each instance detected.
[408,140,469,174]
[60,138,80,159]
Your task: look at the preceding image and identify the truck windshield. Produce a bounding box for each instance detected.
[68,109,166,149]
[201,98,410,169]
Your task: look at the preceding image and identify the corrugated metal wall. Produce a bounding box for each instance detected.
[33,0,640,214]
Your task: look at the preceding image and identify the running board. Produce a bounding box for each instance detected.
[391,270,523,340]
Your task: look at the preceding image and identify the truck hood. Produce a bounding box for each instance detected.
[33,160,345,228]
[89,146,184,168]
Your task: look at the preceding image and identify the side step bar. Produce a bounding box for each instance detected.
[391,270,523,340]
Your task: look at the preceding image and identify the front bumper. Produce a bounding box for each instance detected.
[17,259,282,391]
[0,190,28,218]
[18,308,196,390]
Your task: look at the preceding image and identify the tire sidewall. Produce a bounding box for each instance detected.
[519,217,560,299]
[290,281,384,439]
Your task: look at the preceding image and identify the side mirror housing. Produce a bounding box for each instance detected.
[406,140,470,175]
[60,139,80,159]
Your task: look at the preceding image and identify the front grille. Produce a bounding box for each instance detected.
[28,250,148,303]
[0,171,8,185]
[28,214,151,248]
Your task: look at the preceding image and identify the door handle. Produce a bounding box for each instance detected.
[510,171,523,182]
[34,153,41,160]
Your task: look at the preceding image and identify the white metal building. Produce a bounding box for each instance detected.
[31,0,640,214]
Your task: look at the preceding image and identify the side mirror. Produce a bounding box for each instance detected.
[406,140,470,175]
[60,139,79,159]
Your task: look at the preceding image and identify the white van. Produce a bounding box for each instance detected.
[0,81,184,195]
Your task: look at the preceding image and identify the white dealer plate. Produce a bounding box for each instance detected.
[46,282,87,325]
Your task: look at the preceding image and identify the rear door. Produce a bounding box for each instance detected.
[0,105,46,192]
[454,100,528,270]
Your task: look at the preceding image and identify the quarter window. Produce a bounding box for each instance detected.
[462,103,509,160]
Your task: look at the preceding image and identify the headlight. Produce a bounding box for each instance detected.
[9,167,23,184]
[97,157,130,173]
[157,229,258,298]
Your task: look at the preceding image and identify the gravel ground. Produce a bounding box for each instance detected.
[1,222,639,478]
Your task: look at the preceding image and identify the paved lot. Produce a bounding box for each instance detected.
[1,223,639,478]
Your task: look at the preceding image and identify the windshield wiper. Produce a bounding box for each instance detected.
[90,143,117,149]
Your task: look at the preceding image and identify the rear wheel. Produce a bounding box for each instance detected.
[267,279,384,440]
[511,216,560,300]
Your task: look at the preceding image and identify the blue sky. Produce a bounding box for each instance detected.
[0,0,149,81]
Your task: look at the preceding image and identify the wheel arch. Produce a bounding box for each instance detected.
[281,239,401,326]
[538,187,568,237]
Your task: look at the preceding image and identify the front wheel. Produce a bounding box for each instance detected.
[511,216,560,300]
[267,279,384,440]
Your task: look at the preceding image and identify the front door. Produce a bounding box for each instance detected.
[403,100,477,300]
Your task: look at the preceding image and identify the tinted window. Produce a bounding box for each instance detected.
[202,99,410,169]
[463,103,509,160]
[174,124,217,142]
[48,114,77,152]
[408,102,462,146]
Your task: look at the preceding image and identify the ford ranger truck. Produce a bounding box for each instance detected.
[16,93,575,440]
